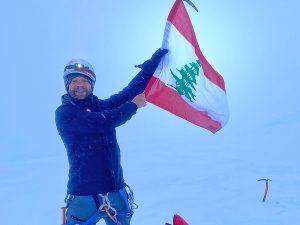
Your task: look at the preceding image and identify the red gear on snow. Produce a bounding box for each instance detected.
[166,214,189,225]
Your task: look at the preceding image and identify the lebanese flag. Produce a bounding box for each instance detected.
[145,0,229,133]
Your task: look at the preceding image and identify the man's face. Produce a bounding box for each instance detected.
[68,76,92,100]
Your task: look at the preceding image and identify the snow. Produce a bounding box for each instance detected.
[1,116,299,225]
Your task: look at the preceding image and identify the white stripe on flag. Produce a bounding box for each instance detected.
[155,21,229,126]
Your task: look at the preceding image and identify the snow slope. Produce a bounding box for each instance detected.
[1,111,299,225]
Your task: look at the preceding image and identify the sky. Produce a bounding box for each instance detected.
[0,0,299,224]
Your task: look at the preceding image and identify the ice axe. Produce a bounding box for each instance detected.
[183,0,198,12]
[258,178,272,202]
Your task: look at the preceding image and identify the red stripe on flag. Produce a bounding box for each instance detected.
[145,76,222,133]
[167,0,226,92]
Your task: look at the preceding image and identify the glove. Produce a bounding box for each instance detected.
[135,48,168,75]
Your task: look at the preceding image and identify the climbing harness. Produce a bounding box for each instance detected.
[62,185,137,225]
[98,193,121,224]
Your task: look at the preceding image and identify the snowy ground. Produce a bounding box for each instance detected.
[1,109,299,225]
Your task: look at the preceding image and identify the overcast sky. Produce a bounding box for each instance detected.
[0,1,299,223]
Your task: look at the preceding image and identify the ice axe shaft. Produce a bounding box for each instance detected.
[61,207,66,224]
[258,178,272,202]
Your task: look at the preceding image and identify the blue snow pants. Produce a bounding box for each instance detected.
[65,187,132,225]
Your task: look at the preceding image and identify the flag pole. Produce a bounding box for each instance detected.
[183,0,198,12]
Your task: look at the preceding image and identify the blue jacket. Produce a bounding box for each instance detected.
[55,70,153,195]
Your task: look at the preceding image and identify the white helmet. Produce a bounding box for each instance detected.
[63,59,96,90]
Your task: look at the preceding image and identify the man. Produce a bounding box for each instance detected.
[55,48,168,225]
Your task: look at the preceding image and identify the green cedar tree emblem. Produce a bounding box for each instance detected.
[168,59,202,102]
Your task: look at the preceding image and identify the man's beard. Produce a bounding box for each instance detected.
[69,88,92,100]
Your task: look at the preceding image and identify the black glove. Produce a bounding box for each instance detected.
[135,48,168,75]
